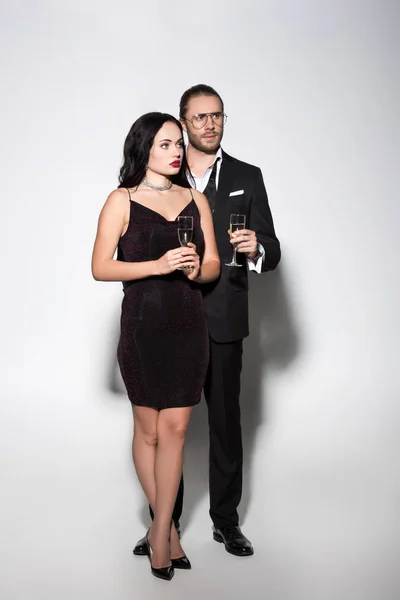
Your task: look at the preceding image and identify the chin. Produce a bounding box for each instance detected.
[201,144,220,155]
[201,139,221,153]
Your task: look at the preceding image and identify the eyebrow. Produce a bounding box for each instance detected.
[159,138,183,143]
[192,111,221,116]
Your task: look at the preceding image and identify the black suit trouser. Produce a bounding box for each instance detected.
[150,337,244,529]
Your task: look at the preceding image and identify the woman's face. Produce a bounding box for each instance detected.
[147,122,184,177]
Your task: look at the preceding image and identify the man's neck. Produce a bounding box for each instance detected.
[187,144,220,178]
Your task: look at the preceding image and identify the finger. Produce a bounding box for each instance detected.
[232,229,254,236]
[179,254,196,262]
[231,235,256,245]
[186,271,199,280]
[179,256,197,264]
[185,264,200,275]
[230,236,248,244]
[235,238,256,246]
[232,232,256,241]
[232,228,255,235]
[235,240,257,249]
[168,260,181,270]
[169,249,187,258]
[183,263,197,272]
[168,255,183,263]
[172,246,197,254]
[236,245,257,253]
[169,256,186,266]
[187,242,197,250]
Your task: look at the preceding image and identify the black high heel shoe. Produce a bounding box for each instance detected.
[169,521,191,569]
[171,555,191,570]
[145,530,174,581]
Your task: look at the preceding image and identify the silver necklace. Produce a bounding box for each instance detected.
[142,177,172,191]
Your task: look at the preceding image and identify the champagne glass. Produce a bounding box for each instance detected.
[225,214,246,267]
[177,216,193,270]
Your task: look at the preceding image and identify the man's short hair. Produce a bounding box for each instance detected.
[179,84,224,119]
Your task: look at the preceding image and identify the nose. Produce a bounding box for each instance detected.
[204,115,215,130]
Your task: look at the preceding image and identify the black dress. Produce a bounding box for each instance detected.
[117,191,209,410]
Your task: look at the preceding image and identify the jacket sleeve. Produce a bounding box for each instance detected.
[249,167,281,272]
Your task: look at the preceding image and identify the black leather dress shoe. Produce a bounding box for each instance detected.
[133,523,180,556]
[213,525,254,556]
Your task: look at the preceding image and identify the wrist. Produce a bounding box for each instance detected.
[192,268,202,282]
[247,250,259,262]
[149,260,160,276]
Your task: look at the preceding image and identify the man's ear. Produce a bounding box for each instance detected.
[180,118,187,133]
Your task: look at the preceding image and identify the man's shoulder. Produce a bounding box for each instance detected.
[222,150,261,175]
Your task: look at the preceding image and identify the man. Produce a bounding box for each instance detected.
[134,84,281,557]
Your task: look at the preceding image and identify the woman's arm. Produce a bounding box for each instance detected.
[191,190,221,284]
[91,189,185,281]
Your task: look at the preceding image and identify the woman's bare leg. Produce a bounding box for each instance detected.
[149,407,192,567]
[169,521,185,560]
[131,406,158,514]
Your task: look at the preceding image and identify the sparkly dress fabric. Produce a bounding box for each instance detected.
[117,193,209,409]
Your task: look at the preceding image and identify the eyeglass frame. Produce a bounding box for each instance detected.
[184,112,228,129]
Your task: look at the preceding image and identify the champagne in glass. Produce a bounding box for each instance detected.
[225,214,246,267]
[177,216,193,270]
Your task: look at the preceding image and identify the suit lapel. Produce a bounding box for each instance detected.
[215,150,236,221]
[217,150,235,199]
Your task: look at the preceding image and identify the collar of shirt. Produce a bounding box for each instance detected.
[186,147,223,193]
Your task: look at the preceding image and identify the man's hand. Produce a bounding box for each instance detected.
[229,229,258,260]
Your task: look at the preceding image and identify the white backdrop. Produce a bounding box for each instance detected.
[1,1,399,599]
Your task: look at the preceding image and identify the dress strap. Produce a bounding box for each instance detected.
[189,187,194,200]
[126,187,132,202]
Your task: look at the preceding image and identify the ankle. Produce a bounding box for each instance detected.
[151,522,170,539]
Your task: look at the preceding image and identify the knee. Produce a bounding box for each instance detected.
[134,426,158,446]
[162,420,189,441]
[173,422,189,440]
[143,431,158,446]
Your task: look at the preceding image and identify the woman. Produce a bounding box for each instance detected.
[91,113,220,580]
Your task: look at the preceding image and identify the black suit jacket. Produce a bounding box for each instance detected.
[201,150,281,343]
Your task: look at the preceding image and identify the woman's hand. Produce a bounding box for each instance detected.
[156,244,199,276]
[181,243,201,280]
[156,248,186,275]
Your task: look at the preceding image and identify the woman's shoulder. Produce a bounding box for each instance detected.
[189,188,209,210]
[101,187,131,215]
[107,187,131,203]
[173,185,208,209]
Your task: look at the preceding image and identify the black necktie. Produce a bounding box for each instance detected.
[202,159,220,213]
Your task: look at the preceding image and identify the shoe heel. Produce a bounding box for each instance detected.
[146,529,174,581]
[213,531,223,543]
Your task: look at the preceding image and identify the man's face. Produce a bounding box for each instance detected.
[182,95,224,155]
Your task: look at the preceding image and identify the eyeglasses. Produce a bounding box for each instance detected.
[185,112,227,130]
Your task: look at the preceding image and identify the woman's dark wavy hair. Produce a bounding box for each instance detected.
[118,112,191,189]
